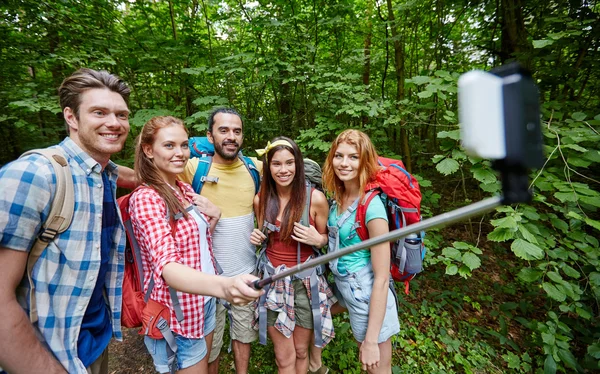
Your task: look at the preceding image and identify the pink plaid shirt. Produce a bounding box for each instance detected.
[129,181,215,338]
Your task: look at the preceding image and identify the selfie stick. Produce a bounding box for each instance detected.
[252,63,544,290]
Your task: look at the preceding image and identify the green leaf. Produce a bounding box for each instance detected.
[585,217,600,231]
[557,349,579,371]
[453,242,471,249]
[442,247,462,261]
[533,39,554,48]
[542,332,556,346]
[446,264,458,275]
[575,306,591,320]
[518,225,538,243]
[571,112,587,121]
[550,218,569,234]
[488,227,515,242]
[436,158,460,176]
[462,252,481,271]
[473,168,497,184]
[511,239,545,260]
[547,271,563,283]
[417,90,433,98]
[544,354,557,374]
[554,192,577,203]
[491,216,518,229]
[437,130,461,140]
[563,143,588,152]
[543,282,567,302]
[517,268,543,283]
[561,265,580,279]
[588,343,600,359]
[409,76,430,85]
[503,351,520,369]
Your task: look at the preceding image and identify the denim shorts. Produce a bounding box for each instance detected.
[144,298,216,373]
[334,263,400,343]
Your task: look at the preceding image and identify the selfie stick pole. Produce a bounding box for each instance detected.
[252,196,502,289]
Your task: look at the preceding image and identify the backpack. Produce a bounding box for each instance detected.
[117,188,184,374]
[188,136,261,194]
[18,149,75,325]
[355,157,425,295]
[304,158,323,191]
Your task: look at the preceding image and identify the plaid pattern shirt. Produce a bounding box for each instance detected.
[129,181,216,338]
[257,263,336,346]
[0,137,126,374]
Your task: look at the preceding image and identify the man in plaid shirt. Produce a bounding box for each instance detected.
[0,68,131,374]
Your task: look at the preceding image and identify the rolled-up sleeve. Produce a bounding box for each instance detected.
[0,156,53,252]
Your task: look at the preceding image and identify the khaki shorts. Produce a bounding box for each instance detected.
[267,279,314,329]
[209,301,258,363]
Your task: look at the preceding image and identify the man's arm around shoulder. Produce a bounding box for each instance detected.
[0,248,66,374]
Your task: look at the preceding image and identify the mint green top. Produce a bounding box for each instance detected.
[328,196,388,274]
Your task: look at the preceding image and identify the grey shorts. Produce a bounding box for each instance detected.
[334,263,400,343]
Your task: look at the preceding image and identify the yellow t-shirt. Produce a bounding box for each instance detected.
[179,157,263,276]
[180,157,262,218]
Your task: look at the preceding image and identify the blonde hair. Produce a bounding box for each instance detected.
[134,116,189,218]
[322,129,380,207]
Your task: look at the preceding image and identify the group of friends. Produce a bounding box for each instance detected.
[0,68,400,374]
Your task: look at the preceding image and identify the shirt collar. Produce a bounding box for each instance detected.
[59,137,118,178]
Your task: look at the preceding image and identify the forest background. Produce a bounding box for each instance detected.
[1,0,599,372]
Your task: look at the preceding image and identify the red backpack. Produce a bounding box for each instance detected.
[117,188,182,330]
[355,157,425,295]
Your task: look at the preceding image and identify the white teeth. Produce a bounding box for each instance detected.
[101,134,118,139]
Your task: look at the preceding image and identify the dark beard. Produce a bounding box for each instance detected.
[214,141,240,161]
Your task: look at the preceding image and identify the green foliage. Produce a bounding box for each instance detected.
[2,0,600,372]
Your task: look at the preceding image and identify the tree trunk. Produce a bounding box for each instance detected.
[362,0,374,125]
[386,0,412,172]
[500,0,531,66]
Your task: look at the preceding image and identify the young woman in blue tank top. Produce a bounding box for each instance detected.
[322,129,400,373]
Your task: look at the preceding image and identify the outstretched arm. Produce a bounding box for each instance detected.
[162,263,263,305]
[116,164,138,190]
[0,248,67,374]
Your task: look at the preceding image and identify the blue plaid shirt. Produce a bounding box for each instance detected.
[0,137,126,373]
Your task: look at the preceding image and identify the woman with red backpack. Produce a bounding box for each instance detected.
[322,129,400,373]
[128,116,263,374]
[250,137,336,374]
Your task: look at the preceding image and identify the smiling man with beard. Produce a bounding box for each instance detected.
[179,107,263,374]
[0,68,130,374]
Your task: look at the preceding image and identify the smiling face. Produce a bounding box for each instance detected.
[332,142,360,184]
[143,124,190,186]
[269,149,296,189]
[64,88,130,167]
[207,112,243,164]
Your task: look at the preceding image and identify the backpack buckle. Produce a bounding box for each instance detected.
[38,227,58,243]
[200,176,219,184]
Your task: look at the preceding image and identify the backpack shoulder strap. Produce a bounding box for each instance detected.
[298,182,312,264]
[20,148,75,324]
[240,155,261,194]
[191,156,215,193]
[355,189,381,242]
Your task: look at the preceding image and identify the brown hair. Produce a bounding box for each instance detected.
[134,116,189,219]
[58,68,130,133]
[322,129,380,207]
[257,136,306,242]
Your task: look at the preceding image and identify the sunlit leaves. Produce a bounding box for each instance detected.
[511,239,545,260]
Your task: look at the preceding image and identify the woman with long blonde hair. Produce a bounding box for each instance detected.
[322,129,400,373]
